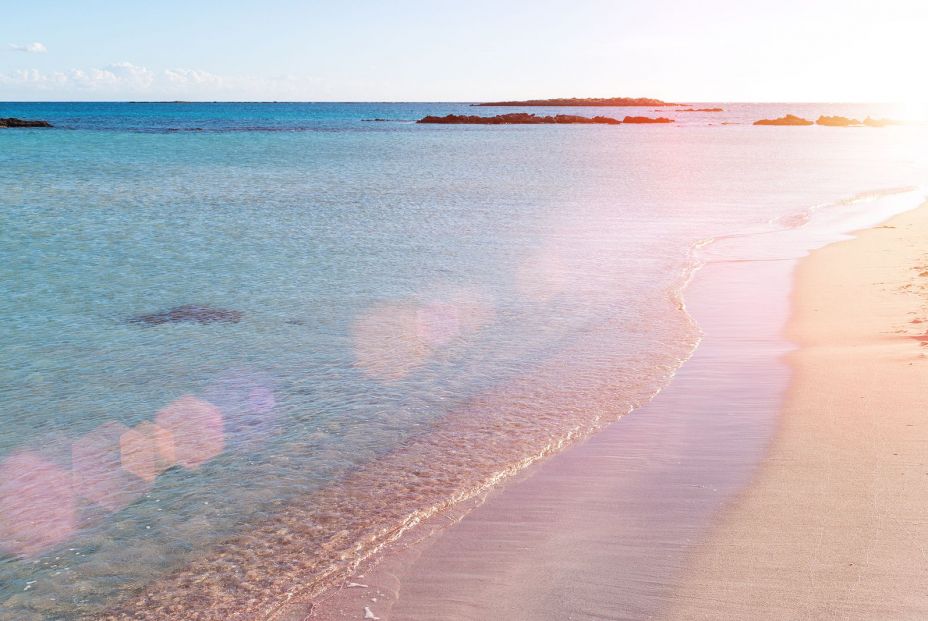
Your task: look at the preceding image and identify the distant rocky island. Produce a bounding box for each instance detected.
[0,117,52,128]
[753,115,814,126]
[474,97,674,107]
[623,116,674,124]
[862,117,903,127]
[418,113,621,125]
[417,113,678,125]
[816,116,906,127]
[754,114,904,127]
[816,116,861,127]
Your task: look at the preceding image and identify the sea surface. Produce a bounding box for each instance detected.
[1,102,927,620]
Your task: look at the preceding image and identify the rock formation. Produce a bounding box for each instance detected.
[131,305,243,325]
[622,116,674,124]
[863,117,904,127]
[0,118,52,128]
[417,113,621,125]
[816,116,861,127]
[753,115,813,126]
[475,97,673,107]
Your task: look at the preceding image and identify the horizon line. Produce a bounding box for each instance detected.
[1,100,919,105]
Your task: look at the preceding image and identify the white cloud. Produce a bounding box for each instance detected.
[0,62,328,100]
[163,68,224,87]
[103,61,156,89]
[8,42,47,53]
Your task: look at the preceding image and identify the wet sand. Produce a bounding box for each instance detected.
[309,203,928,620]
[308,223,800,619]
[665,205,928,619]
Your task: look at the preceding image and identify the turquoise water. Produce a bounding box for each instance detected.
[1,103,927,619]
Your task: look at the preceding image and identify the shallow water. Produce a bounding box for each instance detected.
[1,102,926,619]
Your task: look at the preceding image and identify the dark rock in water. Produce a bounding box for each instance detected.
[622,116,674,123]
[0,117,53,128]
[816,115,861,127]
[556,114,622,124]
[417,113,621,125]
[863,116,904,127]
[677,107,724,112]
[753,114,813,126]
[362,118,390,122]
[131,305,243,325]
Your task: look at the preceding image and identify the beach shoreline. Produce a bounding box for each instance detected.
[665,203,928,619]
[308,201,928,621]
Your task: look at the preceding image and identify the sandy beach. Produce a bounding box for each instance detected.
[310,203,928,621]
[666,204,928,619]
[7,5,928,620]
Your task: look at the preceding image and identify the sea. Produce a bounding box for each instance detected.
[1,102,927,620]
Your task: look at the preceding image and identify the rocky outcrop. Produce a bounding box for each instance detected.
[417,113,621,125]
[816,115,861,127]
[475,97,673,107]
[622,116,674,123]
[753,114,813,126]
[131,305,243,325]
[863,117,904,127]
[677,107,724,112]
[0,117,52,128]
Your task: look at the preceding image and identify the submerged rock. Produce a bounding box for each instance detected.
[130,304,243,325]
[622,116,674,123]
[816,115,861,127]
[0,117,52,128]
[753,114,813,126]
[417,113,621,125]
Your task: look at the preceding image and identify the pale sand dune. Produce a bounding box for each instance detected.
[666,205,928,619]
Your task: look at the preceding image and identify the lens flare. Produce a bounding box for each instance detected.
[120,421,177,483]
[353,289,495,381]
[72,422,149,512]
[516,249,570,301]
[0,451,77,558]
[202,370,278,450]
[416,300,462,347]
[153,395,225,469]
[353,301,429,381]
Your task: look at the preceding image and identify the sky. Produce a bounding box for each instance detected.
[2,0,927,102]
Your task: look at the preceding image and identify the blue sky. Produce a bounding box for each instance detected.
[2,0,927,101]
